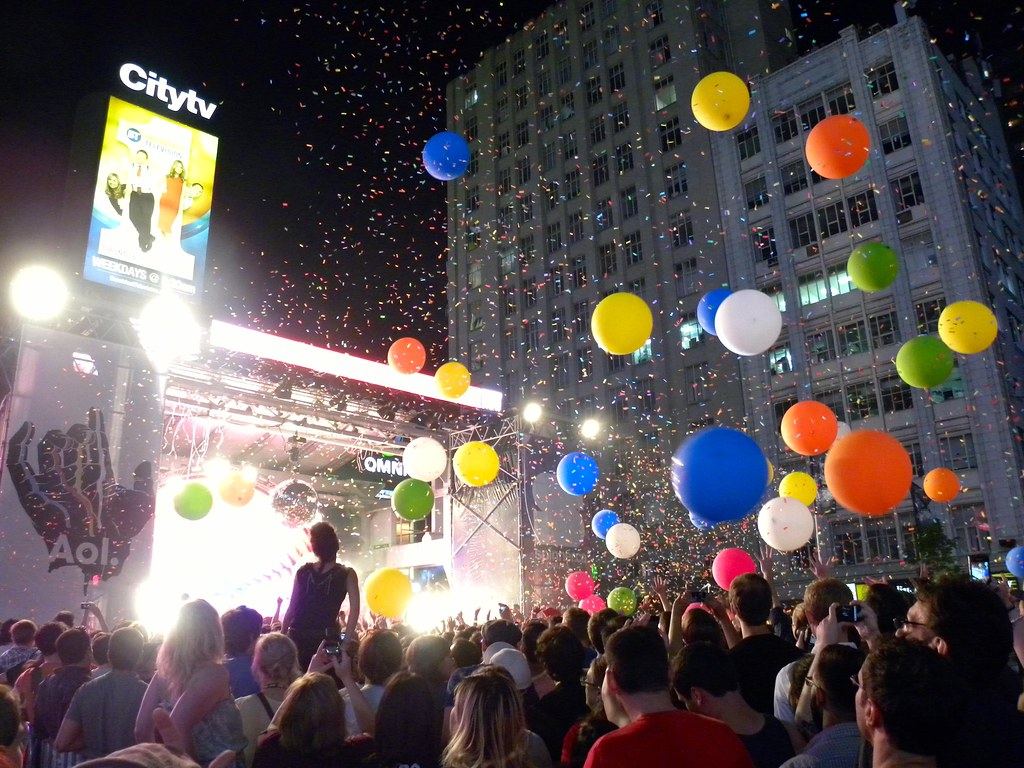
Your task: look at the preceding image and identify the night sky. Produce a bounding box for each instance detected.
[0,0,1020,366]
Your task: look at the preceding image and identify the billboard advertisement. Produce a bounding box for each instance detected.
[82,96,218,300]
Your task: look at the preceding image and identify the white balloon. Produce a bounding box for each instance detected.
[835,422,852,440]
[715,289,783,356]
[606,522,641,559]
[403,437,448,482]
[757,496,814,552]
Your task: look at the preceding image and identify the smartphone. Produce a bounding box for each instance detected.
[968,554,991,582]
[323,631,346,656]
[837,605,860,623]
[80,602,92,610]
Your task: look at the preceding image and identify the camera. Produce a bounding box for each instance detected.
[323,631,346,656]
[837,605,860,623]
[80,602,92,610]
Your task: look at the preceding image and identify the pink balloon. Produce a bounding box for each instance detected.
[711,548,756,590]
[565,571,597,601]
[579,594,607,614]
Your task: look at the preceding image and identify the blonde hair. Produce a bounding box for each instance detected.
[252,632,301,689]
[156,599,225,699]
[277,673,346,753]
[442,667,530,768]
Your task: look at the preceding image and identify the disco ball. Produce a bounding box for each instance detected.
[271,480,319,527]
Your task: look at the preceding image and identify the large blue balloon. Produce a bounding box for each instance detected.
[591,509,620,539]
[689,512,717,531]
[1007,546,1024,580]
[672,427,768,522]
[557,452,600,496]
[697,289,732,337]
[423,132,470,181]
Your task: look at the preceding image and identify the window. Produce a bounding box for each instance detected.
[628,277,646,297]
[615,142,634,172]
[753,226,778,264]
[519,235,536,266]
[553,350,570,389]
[594,198,613,232]
[511,121,528,149]
[497,202,513,230]
[769,345,792,375]
[565,169,581,200]
[525,319,540,352]
[496,93,509,122]
[611,102,630,133]
[666,161,687,198]
[591,153,610,186]
[646,0,664,26]
[513,48,526,75]
[586,76,603,105]
[788,212,818,249]
[464,81,478,109]
[654,75,677,109]
[817,201,848,237]
[540,105,556,132]
[826,84,856,115]
[798,271,828,306]
[620,186,638,219]
[847,190,880,227]
[500,247,517,276]
[546,222,563,254]
[904,441,925,476]
[495,61,508,88]
[517,195,534,225]
[553,19,568,49]
[466,227,481,250]
[683,363,708,404]
[609,63,626,91]
[807,328,836,363]
[680,314,704,349]
[465,187,481,212]
[577,347,593,379]
[880,374,913,412]
[557,56,572,86]
[781,160,808,195]
[580,1,596,29]
[501,284,518,315]
[468,149,479,176]
[930,363,966,402]
[583,40,599,70]
[542,142,558,171]
[469,300,484,332]
[572,300,590,335]
[545,181,559,210]
[561,131,578,160]
[838,319,868,355]
[537,71,551,95]
[817,388,846,421]
[516,157,531,186]
[847,382,879,421]
[464,116,478,142]
[833,521,866,565]
[660,117,683,151]
[737,127,761,161]
[766,284,787,313]
[571,255,588,289]
[939,433,977,470]
[867,60,899,97]
[552,263,566,296]
[603,24,621,52]
[588,115,607,146]
[600,243,618,275]
[623,231,643,265]
[772,108,799,143]
[650,35,671,68]
[915,298,945,334]
[632,339,653,366]
[951,505,988,554]
[607,352,626,375]
[535,31,549,59]
[827,265,854,298]
[892,172,924,210]
[497,168,512,196]
[799,98,826,132]
[550,308,565,343]
[879,115,911,154]
[569,211,584,242]
[676,257,699,296]
[671,212,694,247]
[744,176,769,210]
[523,280,537,308]
[870,310,900,348]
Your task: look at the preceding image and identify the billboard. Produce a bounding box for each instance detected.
[83,96,218,300]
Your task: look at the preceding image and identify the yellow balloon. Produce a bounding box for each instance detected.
[691,71,750,132]
[364,568,413,618]
[766,459,775,485]
[435,361,471,398]
[937,300,997,354]
[591,292,653,355]
[453,441,500,487]
[779,471,818,507]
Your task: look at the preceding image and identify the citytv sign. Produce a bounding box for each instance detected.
[118,63,217,119]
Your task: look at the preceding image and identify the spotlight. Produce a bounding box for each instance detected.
[10,265,69,322]
[136,294,201,370]
[274,381,293,399]
[522,402,543,423]
[580,418,601,439]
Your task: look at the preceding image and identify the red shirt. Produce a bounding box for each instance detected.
[583,710,755,768]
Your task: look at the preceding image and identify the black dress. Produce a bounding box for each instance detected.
[287,562,351,669]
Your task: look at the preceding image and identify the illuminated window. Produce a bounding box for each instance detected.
[632,339,653,366]
[679,314,704,349]
[654,74,676,109]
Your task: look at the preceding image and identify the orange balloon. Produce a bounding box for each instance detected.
[923,468,960,503]
[388,337,426,375]
[780,401,839,456]
[824,431,912,517]
[804,115,870,180]
[218,471,256,507]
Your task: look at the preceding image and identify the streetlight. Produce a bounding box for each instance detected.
[580,418,601,440]
[9,265,69,322]
[522,402,543,423]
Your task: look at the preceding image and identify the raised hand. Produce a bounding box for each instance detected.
[756,544,776,582]
[808,551,834,580]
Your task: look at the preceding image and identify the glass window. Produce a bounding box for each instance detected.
[838,318,868,355]
[847,190,880,227]
[603,24,621,52]
[550,308,565,343]
[615,142,634,173]
[799,98,826,132]
[867,60,899,97]
[589,115,607,146]
[580,1,596,30]
[879,374,913,412]
[798,271,828,306]
[501,284,517,315]
[599,243,617,275]
[572,300,590,335]
[535,31,549,59]
[525,319,540,351]
[769,345,793,375]
[513,48,526,75]
[666,161,687,197]
[517,195,534,225]
[772,108,799,143]
[561,131,578,160]
[817,201,848,237]
[569,211,584,242]
[495,61,508,88]
[939,433,977,470]
[915,298,945,334]
[903,441,925,476]
[680,314,704,349]
[553,350,570,389]
[683,363,708,404]
[649,35,671,68]
[468,149,479,177]
[466,227,481,251]
[586,75,603,106]
[806,328,836,363]
[565,169,581,200]
[545,181,559,210]
[847,381,879,421]
[833,520,867,565]
[870,310,901,348]
[632,339,653,366]
[612,102,630,133]
[620,185,639,219]
[519,233,536,263]
[737,127,761,161]
[753,226,778,264]
[594,197,613,232]
[496,93,509,122]
[557,56,572,86]
[571,255,588,289]
[745,176,769,210]
[552,263,566,295]
[827,264,854,298]
[817,388,846,421]
[789,212,818,248]
[591,153,610,185]
[646,0,664,26]
[578,347,593,379]
[560,93,575,122]
[654,74,677,110]
[537,71,551,95]
[826,84,856,115]
[607,352,626,374]
[950,505,989,554]
[879,115,911,154]
[659,117,683,151]
[781,160,808,195]
[583,40,599,69]
[500,247,517,276]
[523,280,537,309]
[546,222,563,254]
[671,212,694,247]
[464,116,478,142]
[609,63,626,91]
[892,172,925,210]
[676,257,700,296]
[930,363,966,402]
[623,231,643,264]
[766,284,787,313]
[516,157,531,186]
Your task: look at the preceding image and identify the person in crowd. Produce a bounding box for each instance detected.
[584,625,754,768]
[485,649,551,767]
[585,610,618,659]
[252,672,374,768]
[56,626,147,759]
[561,656,624,768]
[234,632,300,768]
[79,708,237,768]
[561,608,597,668]
[137,641,161,685]
[341,629,403,738]
[451,637,482,669]
[520,619,555,698]
[680,606,728,649]
[673,642,803,768]
[90,633,112,679]
[0,621,16,656]
[15,621,68,725]
[855,640,966,768]
[0,685,25,768]
[727,574,804,714]
[445,619,521,706]
[409,634,456,709]
[373,672,443,768]
[221,607,263,699]
[135,599,246,767]
[34,627,93,765]
[0,620,37,685]
[531,625,588,760]
[281,522,360,670]
[443,666,533,768]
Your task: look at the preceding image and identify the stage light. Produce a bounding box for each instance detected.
[204,458,231,480]
[9,265,69,322]
[522,402,543,423]
[241,464,259,483]
[136,294,201,371]
[580,418,601,439]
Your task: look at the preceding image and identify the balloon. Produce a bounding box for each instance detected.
[714,290,783,356]
[766,459,775,485]
[938,301,998,354]
[565,571,597,601]
[453,441,500,486]
[591,509,620,539]
[607,587,638,616]
[387,337,426,375]
[271,480,319,527]
[896,336,954,389]
[422,131,470,181]
[712,548,756,590]
[847,242,899,292]
[1006,546,1024,580]
[435,361,471,399]
[364,568,414,618]
[779,471,818,507]
[697,289,732,336]
[579,594,607,614]
[923,468,960,503]
[781,401,839,456]
[824,431,912,517]
[758,497,815,552]
[689,512,717,531]
[174,482,213,521]
[804,115,870,179]
[691,71,750,132]
[606,523,641,559]
[556,452,600,496]
[391,478,435,521]
[672,427,769,522]
[590,292,653,355]
[403,437,448,482]
[218,471,255,507]
[835,422,852,440]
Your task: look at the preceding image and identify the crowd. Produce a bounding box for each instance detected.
[0,521,1022,768]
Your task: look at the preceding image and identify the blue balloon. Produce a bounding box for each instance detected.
[697,289,732,337]
[591,509,620,539]
[671,427,768,523]
[1007,546,1024,580]
[423,132,470,181]
[689,512,716,531]
[557,452,600,496]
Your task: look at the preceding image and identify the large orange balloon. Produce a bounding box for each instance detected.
[923,468,960,503]
[781,401,839,456]
[388,337,426,375]
[804,115,870,180]
[824,431,912,517]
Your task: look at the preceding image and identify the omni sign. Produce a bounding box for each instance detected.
[118,63,217,119]
[359,455,408,478]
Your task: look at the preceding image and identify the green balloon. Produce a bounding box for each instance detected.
[847,242,899,292]
[607,586,638,616]
[896,336,954,389]
[391,478,435,522]
[174,482,214,521]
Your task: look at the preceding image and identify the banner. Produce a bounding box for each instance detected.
[82,96,218,300]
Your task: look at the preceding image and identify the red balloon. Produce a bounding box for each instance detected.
[712,548,756,590]
[923,468,960,503]
[565,571,596,601]
[579,594,607,614]
[804,115,870,180]
[781,401,839,456]
[824,431,912,517]
[388,337,426,375]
